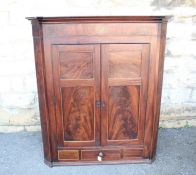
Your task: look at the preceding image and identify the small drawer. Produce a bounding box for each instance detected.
[58,150,79,161]
[123,148,143,158]
[81,149,121,161]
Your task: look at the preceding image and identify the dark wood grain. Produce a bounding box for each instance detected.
[30,19,53,162]
[101,44,150,147]
[58,150,79,161]
[59,52,93,79]
[123,148,143,158]
[81,149,121,161]
[52,44,100,147]
[28,16,169,166]
[108,44,142,78]
[62,87,94,141]
[108,86,139,140]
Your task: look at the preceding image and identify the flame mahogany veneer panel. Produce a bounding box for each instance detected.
[59,52,93,79]
[51,44,100,148]
[28,16,169,166]
[61,87,95,141]
[108,44,142,78]
[108,86,139,141]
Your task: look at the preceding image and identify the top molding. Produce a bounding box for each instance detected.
[26,16,171,23]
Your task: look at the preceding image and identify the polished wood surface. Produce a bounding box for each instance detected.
[59,52,93,79]
[108,44,142,78]
[108,86,139,140]
[52,44,100,147]
[62,87,94,141]
[101,44,150,147]
[28,16,169,166]
[58,150,79,161]
[81,149,121,161]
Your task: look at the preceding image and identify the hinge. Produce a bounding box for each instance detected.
[95,100,105,108]
[53,96,56,105]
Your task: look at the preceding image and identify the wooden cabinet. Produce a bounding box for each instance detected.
[27,16,169,166]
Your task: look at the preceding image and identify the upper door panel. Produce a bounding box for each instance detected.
[108,44,142,79]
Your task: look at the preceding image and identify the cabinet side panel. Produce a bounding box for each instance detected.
[143,38,157,158]
[151,22,168,158]
[31,20,52,162]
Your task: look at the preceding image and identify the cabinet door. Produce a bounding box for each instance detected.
[52,44,100,147]
[101,44,149,146]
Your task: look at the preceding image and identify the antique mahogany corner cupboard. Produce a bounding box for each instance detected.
[27,16,169,166]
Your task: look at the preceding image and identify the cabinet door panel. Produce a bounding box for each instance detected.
[108,45,142,78]
[101,44,149,146]
[62,87,94,141]
[108,86,139,140]
[59,51,93,79]
[52,44,100,147]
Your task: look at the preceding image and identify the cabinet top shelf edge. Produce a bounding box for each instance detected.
[26,16,172,23]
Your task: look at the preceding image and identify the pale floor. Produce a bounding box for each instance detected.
[0,128,196,175]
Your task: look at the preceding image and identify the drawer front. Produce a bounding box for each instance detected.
[58,150,79,161]
[58,148,144,162]
[122,148,143,158]
[81,149,121,161]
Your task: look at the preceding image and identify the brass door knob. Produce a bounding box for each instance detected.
[97,152,104,161]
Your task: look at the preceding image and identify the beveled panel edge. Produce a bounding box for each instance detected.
[108,78,141,86]
[60,79,94,87]
[57,144,144,150]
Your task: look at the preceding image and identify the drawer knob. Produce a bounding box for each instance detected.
[97,152,104,161]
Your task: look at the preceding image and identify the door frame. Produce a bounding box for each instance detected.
[51,44,101,147]
[100,43,150,146]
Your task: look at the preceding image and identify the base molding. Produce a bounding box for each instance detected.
[44,158,153,167]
